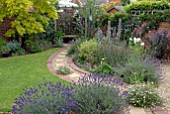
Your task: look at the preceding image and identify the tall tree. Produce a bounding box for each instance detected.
[0,0,58,45]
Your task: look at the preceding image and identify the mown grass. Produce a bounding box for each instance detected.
[0,48,66,112]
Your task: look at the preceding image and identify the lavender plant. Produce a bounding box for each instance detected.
[95,41,129,67]
[12,74,130,114]
[74,74,130,113]
[12,82,77,114]
[115,57,162,85]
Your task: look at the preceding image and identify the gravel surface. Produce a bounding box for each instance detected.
[157,62,170,113]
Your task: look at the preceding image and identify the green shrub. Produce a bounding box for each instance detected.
[11,48,25,57]
[25,39,52,53]
[38,39,52,51]
[67,38,87,56]
[53,31,63,47]
[115,57,160,85]
[0,38,5,56]
[126,1,170,12]
[128,83,163,107]
[6,40,20,52]
[56,66,72,75]
[25,40,42,53]
[94,62,114,75]
[1,45,11,54]
[53,39,63,47]
[1,40,25,57]
[109,12,131,26]
[78,39,97,64]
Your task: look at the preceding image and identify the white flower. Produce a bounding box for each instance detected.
[136,38,141,42]
[141,42,144,46]
[133,37,137,43]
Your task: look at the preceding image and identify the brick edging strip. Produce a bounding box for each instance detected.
[47,48,71,82]
[66,57,168,114]
[151,106,167,114]
[0,112,12,114]
[67,57,90,75]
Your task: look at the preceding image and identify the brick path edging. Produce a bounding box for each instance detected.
[151,106,167,114]
[67,57,90,75]
[47,48,71,82]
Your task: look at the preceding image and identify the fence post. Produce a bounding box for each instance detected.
[116,18,122,40]
[85,18,87,38]
[107,21,111,42]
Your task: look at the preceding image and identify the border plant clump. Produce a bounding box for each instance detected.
[68,37,162,85]
[115,57,161,85]
[128,83,163,107]
[12,74,130,114]
[56,66,72,75]
[145,30,170,60]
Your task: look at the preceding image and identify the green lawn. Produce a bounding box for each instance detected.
[0,48,66,112]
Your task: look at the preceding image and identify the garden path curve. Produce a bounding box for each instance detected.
[47,44,167,114]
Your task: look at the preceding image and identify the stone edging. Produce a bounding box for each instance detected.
[66,57,167,114]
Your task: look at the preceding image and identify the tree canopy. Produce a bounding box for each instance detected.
[0,0,58,37]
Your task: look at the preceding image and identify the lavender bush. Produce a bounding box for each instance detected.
[12,74,130,114]
[12,82,77,114]
[74,74,130,113]
[115,57,162,85]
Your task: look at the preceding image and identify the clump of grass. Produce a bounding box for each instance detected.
[56,66,72,75]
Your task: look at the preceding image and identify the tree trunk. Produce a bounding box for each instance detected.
[18,36,22,46]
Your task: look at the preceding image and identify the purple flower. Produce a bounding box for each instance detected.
[12,74,129,114]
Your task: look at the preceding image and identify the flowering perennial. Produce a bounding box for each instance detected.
[12,74,130,114]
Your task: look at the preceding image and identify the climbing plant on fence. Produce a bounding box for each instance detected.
[97,0,170,42]
[125,1,170,36]
[125,1,170,12]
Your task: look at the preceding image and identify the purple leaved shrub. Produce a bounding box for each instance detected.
[12,74,130,114]
[146,30,170,60]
